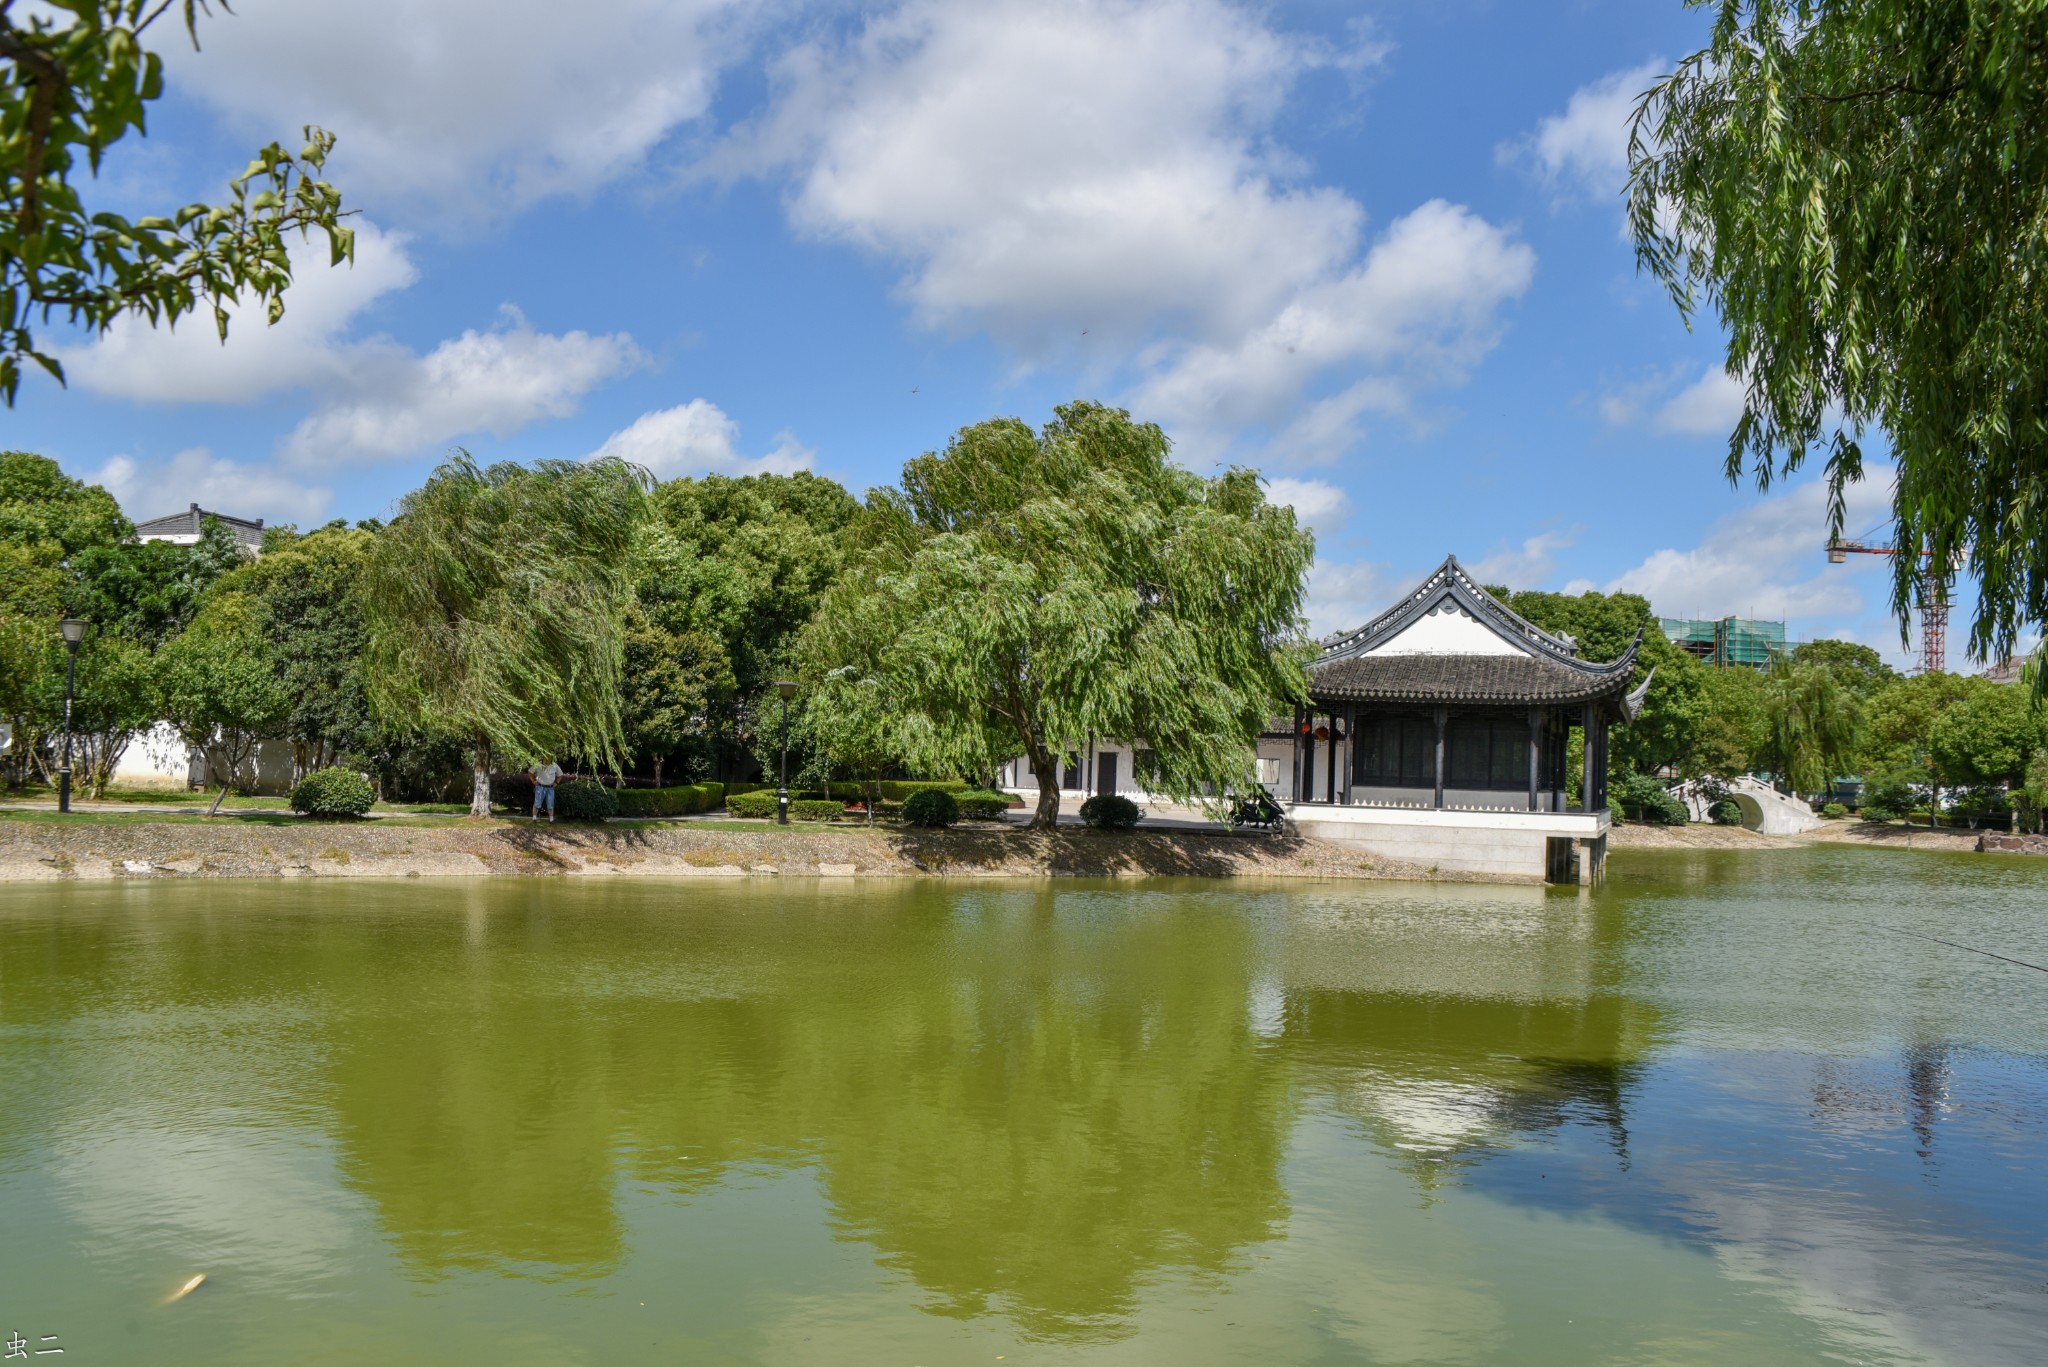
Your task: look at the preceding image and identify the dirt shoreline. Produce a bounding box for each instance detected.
[1608,818,1992,853]
[0,816,1473,884]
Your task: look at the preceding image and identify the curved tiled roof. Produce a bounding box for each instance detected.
[1307,555,1643,710]
[1309,651,1638,705]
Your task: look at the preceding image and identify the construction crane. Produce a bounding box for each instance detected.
[1825,533,1951,673]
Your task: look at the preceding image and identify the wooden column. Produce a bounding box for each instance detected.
[1580,704,1596,814]
[1433,707,1447,810]
[1527,708,1541,812]
[1342,705,1356,805]
[1324,711,1337,805]
[1291,705,1305,802]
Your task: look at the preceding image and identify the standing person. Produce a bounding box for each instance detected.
[528,755,563,823]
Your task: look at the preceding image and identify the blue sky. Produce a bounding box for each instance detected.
[9,0,1946,665]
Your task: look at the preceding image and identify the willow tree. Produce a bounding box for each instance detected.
[1629,1,2048,680]
[362,453,649,817]
[1757,660,1861,795]
[806,401,1314,830]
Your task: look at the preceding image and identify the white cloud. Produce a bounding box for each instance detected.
[1585,473,1896,626]
[1131,200,1535,442]
[711,0,1518,459]
[1305,558,1394,637]
[55,218,642,463]
[587,400,814,480]
[282,310,643,464]
[88,449,332,527]
[1505,59,1665,201]
[1266,477,1350,538]
[53,222,419,403]
[1467,529,1580,591]
[163,0,760,215]
[1653,365,1746,436]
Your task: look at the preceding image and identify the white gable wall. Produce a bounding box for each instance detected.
[1361,601,1525,657]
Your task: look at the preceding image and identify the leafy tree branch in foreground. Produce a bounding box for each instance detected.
[1630,0,2048,678]
[1,0,354,403]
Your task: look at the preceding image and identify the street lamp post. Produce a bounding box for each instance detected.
[57,618,88,814]
[775,680,797,825]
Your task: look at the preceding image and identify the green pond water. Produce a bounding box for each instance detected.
[1,848,2044,1365]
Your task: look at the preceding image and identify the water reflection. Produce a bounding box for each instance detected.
[0,859,2043,1364]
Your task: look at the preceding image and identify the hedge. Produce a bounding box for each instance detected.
[291,767,374,819]
[790,799,843,822]
[555,778,618,821]
[727,790,781,819]
[615,782,725,817]
[1820,801,1849,820]
[955,790,1015,820]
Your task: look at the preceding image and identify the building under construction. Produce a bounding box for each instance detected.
[1657,615,1788,669]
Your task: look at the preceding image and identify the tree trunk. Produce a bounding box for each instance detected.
[653,755,664,789]
[1028,747,1061,830]
[470,732,492,818]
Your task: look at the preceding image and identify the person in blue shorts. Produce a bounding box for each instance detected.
[528,756,563,822]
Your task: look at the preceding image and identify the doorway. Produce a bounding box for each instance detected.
[1096,752,1118,797]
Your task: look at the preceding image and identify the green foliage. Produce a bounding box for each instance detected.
[902,788,959,828]
[1860,672,1975,777]
[0,3,355,404]
[1611,773,1687,826]
[632,471,859,776]
[2018,750,2048,833]
[1629,2,2048,683]
[726,790,780,819]
[157,590,290,813]
[1820,801,1849,820]
[613,782,725,818]
[1792,640,1898,699]
[1079,793,1143,831]
[1685,664,1768,780]
[1858,766,1925,823]
[807,402,1314,829]
[361,452,649,816]
[227,525,377,768]
[789,799,843,823]
[1494,588,1702,777]
[0,450,129,552]
[65,516,246,646]
[620,606,729,784]
[955,790,1015,821]
[554,778,618,822]
[1711,798,1745,825]
[58,631,157,796]
[290,767,374,819]
[1757,661,1861,794]
[1928,677,2044,788]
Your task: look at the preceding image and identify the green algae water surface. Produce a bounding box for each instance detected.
[1,846,2044,1365]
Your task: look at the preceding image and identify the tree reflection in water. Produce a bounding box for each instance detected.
[310,879,1652,1339]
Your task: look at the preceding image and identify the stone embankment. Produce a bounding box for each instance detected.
[0,817,1469,883]
[1976,832,2048,856]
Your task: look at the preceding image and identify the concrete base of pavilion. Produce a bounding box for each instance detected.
[1285,803,1610,884]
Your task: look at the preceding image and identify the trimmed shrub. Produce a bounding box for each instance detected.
[1079,793,1143,830]
[790,799,842,823]
[290,767,374,819]
[1711,799,1745,825]
[554,778,618,822]
[1820,801,1849,820]
[727,790,780,819]
[615,783,725,818]
[902,789,959,828]
[955,790,1015,821]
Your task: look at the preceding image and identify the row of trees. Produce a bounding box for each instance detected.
[0,403,1319,827]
